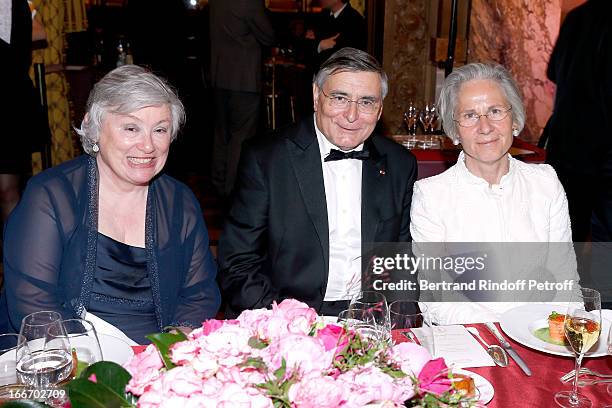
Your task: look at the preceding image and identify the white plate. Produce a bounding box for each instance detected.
[499,304,610,357]
[98,334,134,365]
[452,368,494,405]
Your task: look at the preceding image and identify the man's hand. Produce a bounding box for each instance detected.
[318,33,340,52]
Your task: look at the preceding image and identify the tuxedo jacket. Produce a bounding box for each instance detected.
[209,0,275,93]
[315,3,367,67]
[218,118,418,317]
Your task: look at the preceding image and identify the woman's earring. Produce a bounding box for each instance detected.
[92,143,100,153]
[512,128,519,137]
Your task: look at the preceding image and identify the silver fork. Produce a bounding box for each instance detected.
[577,378,612,387]
[561,367,612,383]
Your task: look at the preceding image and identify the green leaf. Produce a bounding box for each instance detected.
[247,336,268,350]
[146,332,187,369]
[0,401,51,408]
[273,359,286,381]
[65,378,135,408]
[243,357,267,370]
[80,361,132,398]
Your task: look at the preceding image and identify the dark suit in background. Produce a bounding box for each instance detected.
[209,0,275,197]
[544,0,612,242]
[313,2,367,69]
[218,118,417,317]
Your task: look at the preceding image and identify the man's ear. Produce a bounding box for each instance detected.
[312,84,320,112]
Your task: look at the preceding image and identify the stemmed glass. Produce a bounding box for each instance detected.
[554,288,602,408]
[389,301,435,356]
[403,101,419,148]
[420,103,439,148]
[17,311,73,389]
[348,291,390,344]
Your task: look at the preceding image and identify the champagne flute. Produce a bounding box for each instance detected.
[17,311,73,389]
[554,288,602,408]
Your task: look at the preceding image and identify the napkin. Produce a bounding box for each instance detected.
[85,312,138,346]
[412,325,496,369]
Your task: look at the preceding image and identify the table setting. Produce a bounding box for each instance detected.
[0,289,610,407]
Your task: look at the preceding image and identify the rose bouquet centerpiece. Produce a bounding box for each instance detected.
[65,299,480,407]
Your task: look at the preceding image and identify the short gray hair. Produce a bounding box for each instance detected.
[313,47,388,99]
[76,65,185,155]
[437,63,525,144]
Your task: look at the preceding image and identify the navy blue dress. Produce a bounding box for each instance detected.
[0,155,221,334]
[90,233,158,343]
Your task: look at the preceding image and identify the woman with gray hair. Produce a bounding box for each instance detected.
[411,63,574,324]
[0,65,221,342]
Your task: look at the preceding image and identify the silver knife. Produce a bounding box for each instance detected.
[485,322,532,376]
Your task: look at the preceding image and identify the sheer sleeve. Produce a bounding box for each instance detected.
[170,192,221,328]
[3,179,74,331]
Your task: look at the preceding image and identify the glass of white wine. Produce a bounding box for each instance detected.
[554,288,602,408]
[17,311,72,389]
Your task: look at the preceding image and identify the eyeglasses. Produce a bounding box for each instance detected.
[320,89,381,114]
[453,106,512,127]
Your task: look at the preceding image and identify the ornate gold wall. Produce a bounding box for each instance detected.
[380,0,432,134]
[468,0,562,143]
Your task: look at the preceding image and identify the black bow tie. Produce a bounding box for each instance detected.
[324,148,370,162]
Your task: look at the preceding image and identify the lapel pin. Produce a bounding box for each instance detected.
[379,169,386,176]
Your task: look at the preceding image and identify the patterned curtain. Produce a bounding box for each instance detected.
[30,0,85,172]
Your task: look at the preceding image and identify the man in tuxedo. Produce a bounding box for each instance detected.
[218,48,418,317]
[307,0,367,70]
[209,0,275,197]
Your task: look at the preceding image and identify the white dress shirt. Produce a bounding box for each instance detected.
[315,117,363,301]
[411,152,577,324]
[0,0,12,45]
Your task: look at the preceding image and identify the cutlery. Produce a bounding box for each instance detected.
[560,367,612,383]
[484,322,531,376]
[576,378,612,387]
[466,326,509,367]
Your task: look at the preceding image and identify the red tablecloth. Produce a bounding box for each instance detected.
[465,323,611,407]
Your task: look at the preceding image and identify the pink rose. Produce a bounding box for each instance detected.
[256,315,291,340]
[123,344,164,396]
[215,365,267,388]
[159,366,203,397]
[389,342,432,376]
[190,319,239,339]
[288,376,348,408]
[214,382,273,408]
[261,333,332,377]
[417,358,452,396]
[316,324,349,352]
[273,299,318,327]
[170,339,200,365]
[237,308,273,329]
[192,324,254,370]
[337,366,414,406]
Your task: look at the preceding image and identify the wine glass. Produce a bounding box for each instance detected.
[554,288,602,408]
[17,311,73,389]
[49,319,103,369]
[349,291,390,344]
[389,301,435,356]
[404,101,419,142]
[0,334,27,386]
